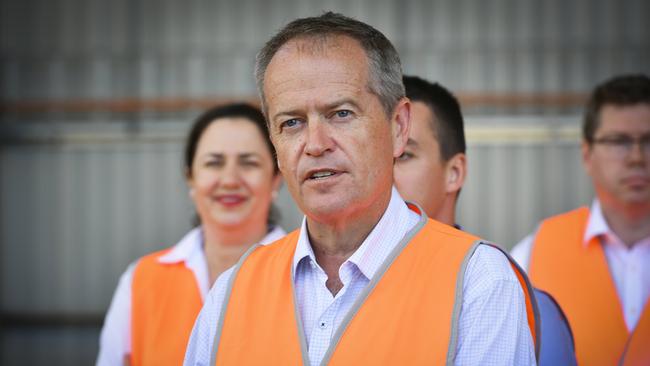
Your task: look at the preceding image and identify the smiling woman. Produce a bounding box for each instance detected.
[95,103,285,366]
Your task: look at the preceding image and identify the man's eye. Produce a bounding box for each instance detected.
[605,137,633,146]
[280,119,301,130]
[336,110,350,118]
[396,152,414,162]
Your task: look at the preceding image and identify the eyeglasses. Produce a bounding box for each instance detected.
[591,134,650,157]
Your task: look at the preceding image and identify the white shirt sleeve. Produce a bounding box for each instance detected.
[455,245,536,365]
[183,267,234,366]
[510,233,535,272]
[96,262,136,366]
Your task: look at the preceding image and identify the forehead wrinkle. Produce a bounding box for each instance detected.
[266,36,370,92]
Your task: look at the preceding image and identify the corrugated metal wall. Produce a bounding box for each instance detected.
[3,0,648,106]
[1,0,647,364]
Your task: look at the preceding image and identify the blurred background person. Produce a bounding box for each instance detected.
[395,75,577,365]
[394,76,467,227]
[511,74,650,366]
[96,103,285,366]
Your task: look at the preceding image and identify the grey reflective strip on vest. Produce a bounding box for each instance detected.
[445,240,482,365]
[445,242,542,364]
[292,262,312,365]
[618,320,644,366]
[489,243,541,362]
[209,243,261,366]
[318,203,429,366]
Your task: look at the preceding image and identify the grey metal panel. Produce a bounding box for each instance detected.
[2,327,100,365]
[4,0,650,103]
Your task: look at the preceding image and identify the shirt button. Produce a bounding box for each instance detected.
[319,321,328,329]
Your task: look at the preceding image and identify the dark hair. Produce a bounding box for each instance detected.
[184,103,280,227]
[184,103,278,176]
[255,12,404,117]
[403,75,466,161]
[583,74,650,143]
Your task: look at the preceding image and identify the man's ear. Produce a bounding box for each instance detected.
[445,153,467,195]
[271,173,283,199]
[391,98,411,158]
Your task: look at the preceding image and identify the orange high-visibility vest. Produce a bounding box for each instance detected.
[131,249,203,366]
[529,207,650,366]
[212,212,539,365]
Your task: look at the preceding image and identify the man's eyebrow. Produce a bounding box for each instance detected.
[322,98,361,111]
[270,98,362,123]
[270,109,302,123]
[406,138,419,147]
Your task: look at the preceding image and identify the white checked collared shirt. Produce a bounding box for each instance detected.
[96,226,286,366]
[511,199,650,331]
[185,188,535,366]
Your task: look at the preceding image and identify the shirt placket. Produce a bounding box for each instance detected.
[307,261,358,366]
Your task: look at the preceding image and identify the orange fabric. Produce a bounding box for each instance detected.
[216,219,538,365]
[510,261,538,348]
[621,305,650,366]
[529,207,650,366]
[131,249,203,366]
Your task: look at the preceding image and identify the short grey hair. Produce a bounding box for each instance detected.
[254,12,405,118]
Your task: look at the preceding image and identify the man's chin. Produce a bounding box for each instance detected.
[302,200,352,224]
[619,191,650,209]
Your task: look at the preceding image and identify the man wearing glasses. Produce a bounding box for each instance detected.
[511,74,650,366]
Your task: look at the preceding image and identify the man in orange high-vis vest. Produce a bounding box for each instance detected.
[511,74,650,366]
[185,12,536,366]
[394,75,577,366]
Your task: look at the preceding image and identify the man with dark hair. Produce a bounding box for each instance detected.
[512,74,650,365]
[394,75,467,225]
[396,75,577,366]
[185,13,536,365]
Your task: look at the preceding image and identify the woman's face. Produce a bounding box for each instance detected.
[188,117,281,229]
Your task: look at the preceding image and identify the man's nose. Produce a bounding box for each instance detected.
[304,119,334,157]
[627,139,648,164]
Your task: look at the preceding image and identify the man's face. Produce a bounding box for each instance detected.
[263,36,409,223]
[394,101,448,221]
[583,103,650,210]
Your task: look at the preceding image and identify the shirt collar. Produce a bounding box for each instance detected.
[158,225,286,299]
[584,199,620,248]
[583,199,650,250]
[292,187,420,280]
[158,225,287,264]
[158,227,203,264]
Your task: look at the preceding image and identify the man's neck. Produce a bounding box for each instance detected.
[600,201,650,248]
[306,191,392,295]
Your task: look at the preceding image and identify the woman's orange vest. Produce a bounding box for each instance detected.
[529,207,650,366]
[130,250,203,366]
[213,215,539,365]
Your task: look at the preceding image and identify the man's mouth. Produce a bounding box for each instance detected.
[309,170,337,180]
